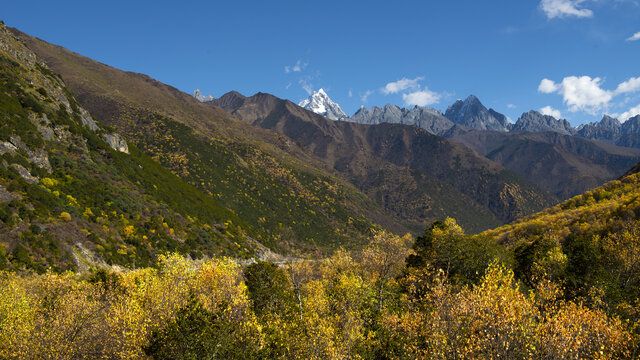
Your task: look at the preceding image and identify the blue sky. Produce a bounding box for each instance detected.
[2,0,639,125]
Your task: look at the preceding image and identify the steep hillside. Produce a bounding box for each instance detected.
[11,27,405,252]
[477,164,640,307]
[449,129,640,199]
[0,23,268,271]
[211,91,558,230]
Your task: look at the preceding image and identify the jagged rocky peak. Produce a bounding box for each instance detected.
[192,89,215,102]
[346,103,453,135]
[512,110,575,135]
[444,95,509,131]
[598,115,622,130]
[298,88,347,121]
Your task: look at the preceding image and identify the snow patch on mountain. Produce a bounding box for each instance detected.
[192,89,215,102]
[298,89,347,121]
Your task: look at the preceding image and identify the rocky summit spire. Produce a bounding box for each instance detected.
[444,95,510,131]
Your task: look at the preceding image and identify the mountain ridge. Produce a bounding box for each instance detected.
[210,90,558,230]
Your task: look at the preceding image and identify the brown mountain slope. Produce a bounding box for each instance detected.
[12,28,410,252]
[211,92,558,229]
[448,129,640,199]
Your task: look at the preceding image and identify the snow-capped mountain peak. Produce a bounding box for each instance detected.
[192,89,215,102]
[298,88,347,121]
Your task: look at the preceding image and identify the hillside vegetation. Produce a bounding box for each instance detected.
[0,23,272,271]
[0,227,635,359]
[12,27,407,252]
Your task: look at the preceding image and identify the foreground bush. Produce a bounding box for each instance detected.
[0,230,635,359]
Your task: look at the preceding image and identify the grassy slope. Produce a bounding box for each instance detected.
[483,170,640,248]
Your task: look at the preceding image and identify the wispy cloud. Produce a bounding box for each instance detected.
[361,90,373,103]
[284,60,307,74]
[348,89,353,98]
[540,0,593,19]
[299,79,313,95]
[627,32,640,41]
[382,77,423,95]
[379,77,442,107]
[507,104,517,109]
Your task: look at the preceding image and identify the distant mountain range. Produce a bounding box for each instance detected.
[207,90,559,231]
[291,90,640,149]
[198,90,640,202]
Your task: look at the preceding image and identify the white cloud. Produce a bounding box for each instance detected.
[538,75,640,116]
[618,104,640,122]
[627,32,640,41]
[507,104,517,109]
[538,78,560,93]
[402,89,440,107]
[348,89,353,98]
[382,77,423,95]
[361,90,373,103]
[540,106,562,119]
[558,76,612,113]
[540,0,593,19]
[285,82,292,89]
[615,77,640,95]
[285,60,307,74]
[538,76,612,114]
